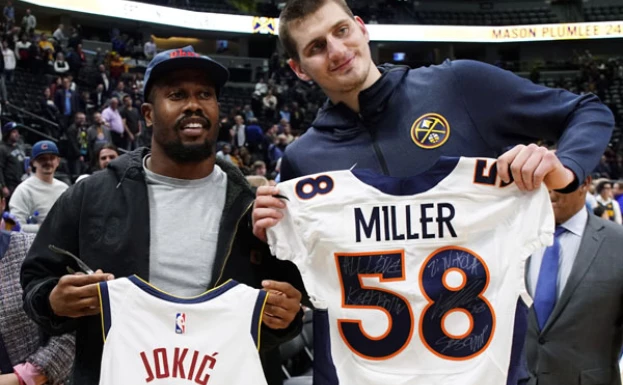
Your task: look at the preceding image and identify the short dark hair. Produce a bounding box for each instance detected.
[596,180,613,194]
[279,0,354,61]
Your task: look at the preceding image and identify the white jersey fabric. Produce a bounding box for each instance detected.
[97,276,268,385]
[267,157,554,385]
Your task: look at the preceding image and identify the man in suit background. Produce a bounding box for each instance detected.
[53,77,78,133]
[521,175,623,385]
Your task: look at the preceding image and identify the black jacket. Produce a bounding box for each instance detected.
[20,148,305,385]
[0,142,24,191]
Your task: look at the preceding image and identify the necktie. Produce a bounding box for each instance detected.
[533,226,566,330]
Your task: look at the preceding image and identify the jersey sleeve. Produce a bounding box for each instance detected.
[266,181,308,265]
[518,185,555,257]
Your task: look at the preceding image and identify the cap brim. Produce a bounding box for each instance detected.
[144,57,229,97]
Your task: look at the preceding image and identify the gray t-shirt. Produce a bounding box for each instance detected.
[143,156,227,297]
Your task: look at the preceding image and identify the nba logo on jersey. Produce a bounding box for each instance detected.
[175,313,186,334]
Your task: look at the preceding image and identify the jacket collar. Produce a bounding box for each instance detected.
[108,148,254,206]
[312,64,410,131]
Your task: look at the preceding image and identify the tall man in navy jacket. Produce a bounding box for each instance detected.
[252,0,615,383]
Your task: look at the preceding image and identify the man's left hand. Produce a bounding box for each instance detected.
[261,280,302,330]
[497,144,575,191]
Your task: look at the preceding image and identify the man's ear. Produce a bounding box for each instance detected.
[354,16,370,43]
[141,103,153,127]
[288,58,311,82]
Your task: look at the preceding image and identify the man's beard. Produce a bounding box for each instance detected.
[159,138,214,163]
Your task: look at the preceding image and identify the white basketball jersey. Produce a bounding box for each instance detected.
[267,157,554,385]
[97,276,269,385]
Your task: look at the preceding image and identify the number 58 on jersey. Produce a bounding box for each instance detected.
[267,157,554,385]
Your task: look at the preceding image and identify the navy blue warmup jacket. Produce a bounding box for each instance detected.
[281,60,614,189]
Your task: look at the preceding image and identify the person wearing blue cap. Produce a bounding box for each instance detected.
[0,121,26,199]
[21,46,306,385]
[9,140,67,233]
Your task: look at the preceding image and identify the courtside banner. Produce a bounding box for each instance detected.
[22,0,623,42]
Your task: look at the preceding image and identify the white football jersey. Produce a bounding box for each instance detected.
[267,157,554,385]
[97,276,269,385]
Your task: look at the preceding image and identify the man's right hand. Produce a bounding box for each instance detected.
[252,186,286,243]
[49,270,114,318]
[2,186,10,198]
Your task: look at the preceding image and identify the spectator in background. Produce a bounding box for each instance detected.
[279,104,291,123]
[252,160,267,177]
[21,8,36,35]
[290,101,304,131]
[233,114,246,148]
[243,104,255,121]
[67,27,81,51]
[109,52,125,82]
[65,112,88,181]
[90,143,118,173]
[14,34,31,69]
[52,24,65,45]
[67,44,86,77]
[120,95,140,150]
[10,141,68,233]
[102,98,127,148]
[101,98,125,149]
[255,77,268,96]
[111,81,127,101]
[0,122,24,199]
[53,77,77,132]
[3,0,14,30]
[2,40,15,82]
[87,111,113,158]
[91,83,107,110]
[94,64,110,95]
[595,180,622,224]
[245,117,264,152]
[0,231,74,385]
[216,143,234,164]
[38,34,53,56]
[53,52,69,75]
[262,88,277,119]
[39,87,58,122]
[143,36,157,60]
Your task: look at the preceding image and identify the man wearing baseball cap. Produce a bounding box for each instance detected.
[0,121,26,198]
[22,46,305,385]
[9,140,68,233]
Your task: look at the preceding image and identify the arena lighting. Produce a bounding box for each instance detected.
[21,0,623,42]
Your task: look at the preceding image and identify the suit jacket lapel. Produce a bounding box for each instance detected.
[540,214,605,334]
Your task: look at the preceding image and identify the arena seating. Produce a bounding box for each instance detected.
[583,4,623,22]
[414,7,558,26]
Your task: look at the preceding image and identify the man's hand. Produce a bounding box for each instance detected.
[2,186,10,198]
[497,144,575,191]
[252,186,286,243]
[261,280,302,330]
[49,269,114,318]
[0,374,19,385]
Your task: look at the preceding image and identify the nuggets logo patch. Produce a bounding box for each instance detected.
[410,113,450,149]
[175,313,186,334]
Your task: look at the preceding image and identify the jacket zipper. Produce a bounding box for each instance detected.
[359,113,390,175]
[213,200,254,287]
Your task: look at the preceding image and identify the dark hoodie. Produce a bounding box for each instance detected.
[280,60,614,192]
[20,148,305,385]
